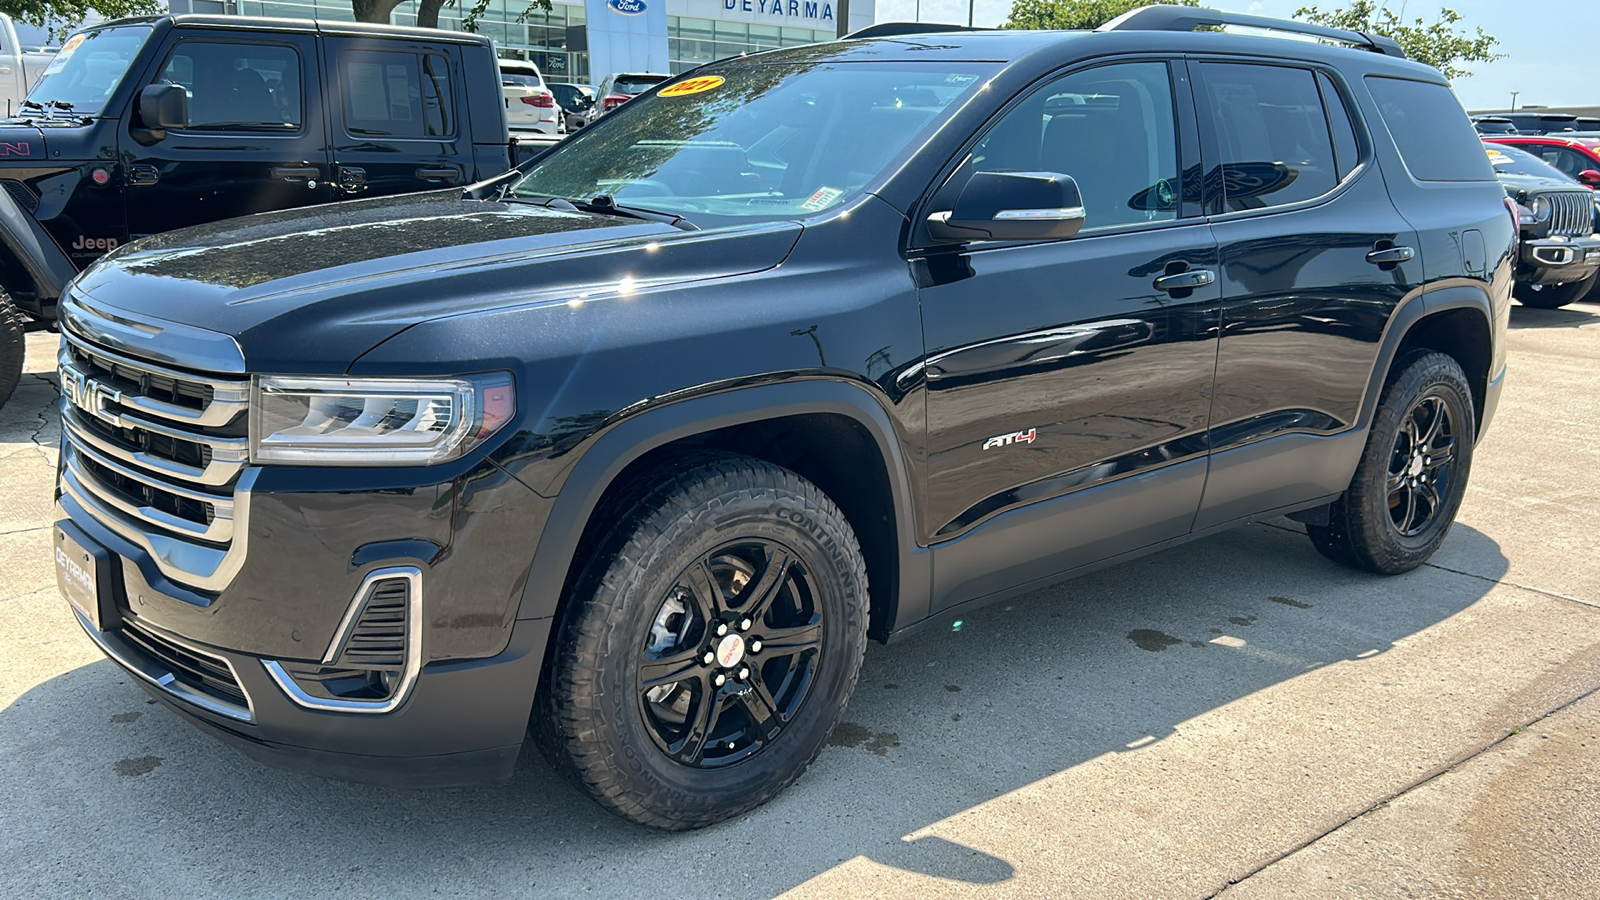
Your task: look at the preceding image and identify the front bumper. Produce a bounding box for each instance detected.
[1519,234,1600,284]
[73,602,550,786]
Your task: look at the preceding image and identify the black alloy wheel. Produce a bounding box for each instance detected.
[636,541,821,768]
[537,454,869,830]
[1384,395,1458,537]
[1307,351,1475,574]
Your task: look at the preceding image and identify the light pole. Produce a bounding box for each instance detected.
[1510,90,1519,110]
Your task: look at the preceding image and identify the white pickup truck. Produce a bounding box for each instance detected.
[0,14,57,116]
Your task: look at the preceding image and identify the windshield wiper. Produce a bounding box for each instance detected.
[572,194,698,231]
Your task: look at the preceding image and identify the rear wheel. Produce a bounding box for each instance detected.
[1307,351,1475,574]
[1514,272,1597,309]
[538,454,869,830]
[0,289,25,410]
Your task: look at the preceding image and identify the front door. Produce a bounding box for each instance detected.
[1191,60,1423,529]
[123,30,332,237]
[918,60,1221,608]
[321,37,466,201]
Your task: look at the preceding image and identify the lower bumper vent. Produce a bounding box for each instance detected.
[263,567,422,714]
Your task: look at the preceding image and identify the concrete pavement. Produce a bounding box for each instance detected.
[2,300,1598,898]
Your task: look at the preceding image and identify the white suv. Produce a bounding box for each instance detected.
[499,59,560,135]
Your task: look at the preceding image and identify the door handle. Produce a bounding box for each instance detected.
[271,166,320,185]
[1152,269,1216,292]
[336,166,367,193]
[0,66,12,74]
[1365,246,1415,266]
[415,166,461,184]
[127,164,159,186]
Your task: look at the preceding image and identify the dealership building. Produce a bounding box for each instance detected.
[172,0,876,83]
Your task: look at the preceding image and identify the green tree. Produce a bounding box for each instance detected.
[1293,1,1502,79]
[1002,0,1196,31]
[351,0,552,31]
[2,0,162,41]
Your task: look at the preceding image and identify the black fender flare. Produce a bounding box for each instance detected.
[0,185,76,314]
[512,379,930,632]
[1354,282,1495,437]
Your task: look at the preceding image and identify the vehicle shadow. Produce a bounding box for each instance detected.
[1508,302,1600,329]
[0,522,1507,897]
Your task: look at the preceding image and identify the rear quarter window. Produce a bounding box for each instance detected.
[1365,76,1494,182]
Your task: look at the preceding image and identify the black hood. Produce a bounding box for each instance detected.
[0,123,48,160]
[1496,172,1589,195]
[70,191,803,372]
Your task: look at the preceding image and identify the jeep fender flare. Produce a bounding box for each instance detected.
[0,186,76,315]
[512,379,930,629]
[1356,282,1496,437]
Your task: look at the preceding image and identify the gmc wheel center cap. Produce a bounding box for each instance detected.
[715,634,745,668]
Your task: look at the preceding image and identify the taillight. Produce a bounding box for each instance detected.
[604,95,629,110]
[521,94,555,108]
[1504,196,1520,248]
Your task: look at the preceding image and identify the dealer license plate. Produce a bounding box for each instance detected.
[55,524,102,631]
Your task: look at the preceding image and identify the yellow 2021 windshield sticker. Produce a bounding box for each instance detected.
[659,76,725,98]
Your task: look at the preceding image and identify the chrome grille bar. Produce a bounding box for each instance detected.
[63,435,235,544]
[62,330,248,428]
[60,402,248,487]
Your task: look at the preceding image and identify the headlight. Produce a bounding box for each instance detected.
[250,373,515,465]
[1530,196,1551,221]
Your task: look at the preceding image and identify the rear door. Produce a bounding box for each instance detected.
[122,29,331,236]
[1191,59,1422,529]
[321,36,467,199]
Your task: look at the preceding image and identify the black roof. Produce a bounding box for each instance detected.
[90,14,493,46]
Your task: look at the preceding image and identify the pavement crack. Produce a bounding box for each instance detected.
[1208,680,1600,898]
[0,524,48,538]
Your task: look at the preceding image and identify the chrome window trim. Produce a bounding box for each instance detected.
[58,467,257,593]
[71,607,254,722]
[264,567,424,715]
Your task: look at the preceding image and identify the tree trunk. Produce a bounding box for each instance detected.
[415,0,449,29]
[351,0,406,24]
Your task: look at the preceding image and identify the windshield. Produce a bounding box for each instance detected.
[24,26,151,117]
[1487,143,1576,181]
[614,75,669,96]
[514,62,994,222]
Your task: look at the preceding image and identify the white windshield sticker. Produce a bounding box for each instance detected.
[800,186,844,212]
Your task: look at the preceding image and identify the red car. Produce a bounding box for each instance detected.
[1485,135,1600,189]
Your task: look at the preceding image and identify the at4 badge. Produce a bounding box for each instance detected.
[982,428,1037,450]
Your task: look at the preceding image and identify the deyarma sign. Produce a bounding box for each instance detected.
[721,0,836,23]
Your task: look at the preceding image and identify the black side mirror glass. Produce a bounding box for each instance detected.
[137,83,188,132]
[928,171,1086,243]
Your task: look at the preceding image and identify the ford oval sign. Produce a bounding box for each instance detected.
[608,0,647,15]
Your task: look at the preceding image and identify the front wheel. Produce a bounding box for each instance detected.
[1307,351,1476,574]
[1514,272,1596,309]
[0,289,25,409]
[538,454,869,829]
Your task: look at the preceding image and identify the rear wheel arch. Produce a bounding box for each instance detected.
[1363,287,1494,438]
[513,381,924,647]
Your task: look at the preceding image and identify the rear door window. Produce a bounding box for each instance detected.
[1197,62,1339,211]
[1364,76,1495,182]
[339,49,453,138]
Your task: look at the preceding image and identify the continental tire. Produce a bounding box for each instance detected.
[540,454,869,830]
[1307,351,1475,574]
[1514,272,1596,309]
[0,289,24,409]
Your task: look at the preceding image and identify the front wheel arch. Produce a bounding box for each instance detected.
[512,380,927,641]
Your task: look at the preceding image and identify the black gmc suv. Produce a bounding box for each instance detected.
[53,7,1513,830]
[0,15,540,410]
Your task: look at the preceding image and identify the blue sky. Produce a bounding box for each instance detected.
[870,0,1590,111]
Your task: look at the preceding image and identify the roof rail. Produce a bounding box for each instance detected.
[844,22,980,40]
[1098,5,1407,59]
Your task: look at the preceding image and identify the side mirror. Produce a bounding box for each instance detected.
[137,83,188,132]
[927,171,1086,243]
[1578,169,1600,189]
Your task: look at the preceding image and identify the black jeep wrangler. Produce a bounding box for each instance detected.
[53,7,1512,830]
[1485,143,1600,307]
[0,14,534,408]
